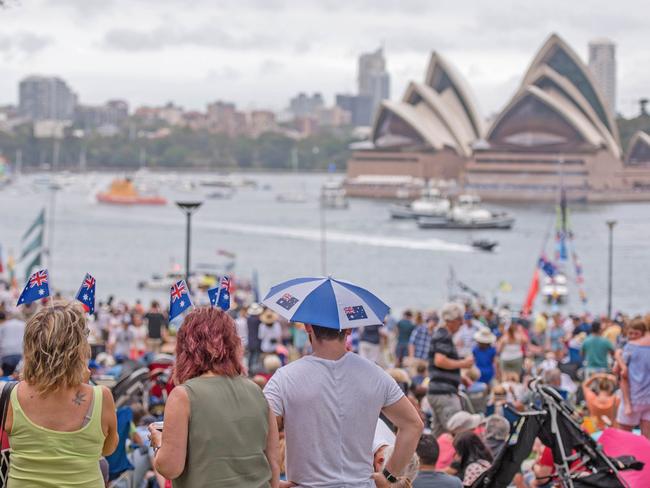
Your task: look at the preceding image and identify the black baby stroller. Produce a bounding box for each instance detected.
[472,379,643,488]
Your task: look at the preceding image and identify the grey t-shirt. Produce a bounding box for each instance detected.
[264,352,404,488]
[412,470,463,488]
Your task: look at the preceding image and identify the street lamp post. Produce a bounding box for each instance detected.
[606,220,617,319]
[175,201,203,287]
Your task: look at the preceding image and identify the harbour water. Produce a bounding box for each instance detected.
[1,171,648,315]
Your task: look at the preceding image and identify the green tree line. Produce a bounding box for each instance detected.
[0,126,356,172]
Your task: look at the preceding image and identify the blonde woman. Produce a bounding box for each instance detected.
[4,301,118,487]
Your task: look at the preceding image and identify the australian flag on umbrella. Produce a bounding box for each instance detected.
[75,273,96,314]
[209,275,231,311]
[169,280,192,321]
[17,268,50,306]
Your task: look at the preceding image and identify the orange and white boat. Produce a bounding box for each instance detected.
[96,178,167,205]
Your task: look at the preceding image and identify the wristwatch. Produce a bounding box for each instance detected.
[382,467,398,483]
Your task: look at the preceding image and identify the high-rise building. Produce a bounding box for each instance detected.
[19,76,77,121]
[75,99,129,131]
[288,92,324,118]
[335,94,373,126]
[588,38,616,115]
[358,48,390,120]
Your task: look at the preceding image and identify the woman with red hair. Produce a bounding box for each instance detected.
[148,308,280,488]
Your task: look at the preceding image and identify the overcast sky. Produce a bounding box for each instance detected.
[0,0,647,117]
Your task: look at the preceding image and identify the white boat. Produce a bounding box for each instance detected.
[389,187,450,219]
[417,194,515,229]
[321,181,349,209]
[542,273,569,304]
[277,192,308,203]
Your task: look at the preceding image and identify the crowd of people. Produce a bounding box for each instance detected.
[1,285,649,487]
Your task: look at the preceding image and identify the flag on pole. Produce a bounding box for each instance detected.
[169,280,192,321]
[538,256,557,277]
[20,209,46,282]
[75,273,96,314]
[20,229,43,260]
[17,268,50,306]
[22,209,45,242]
[208,275,231,311]
[23,252,42,284]
[522,268,540,316]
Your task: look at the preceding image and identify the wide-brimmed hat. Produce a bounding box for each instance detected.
[485,414,510,441]
[247,303,264,316]
[260,309,278,325]
[474,328,496,345]
[446,411,484,435]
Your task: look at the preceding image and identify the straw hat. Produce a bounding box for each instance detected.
[247,303,264,316]
[474,328,496,345]
[260,309,278,325]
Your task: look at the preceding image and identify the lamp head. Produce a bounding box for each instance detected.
[175,201,203,214]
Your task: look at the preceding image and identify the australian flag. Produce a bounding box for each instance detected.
[276,293,299,311]
[209,275,231,311]
[538,256,557,278]
[344,305,368,321]
[17,268,50,306]
[75,273,96,314]
[169,280,192,321]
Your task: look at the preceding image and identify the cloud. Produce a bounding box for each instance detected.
[101,22,278,52]
[259,59,284,75]
[0,32,53,57]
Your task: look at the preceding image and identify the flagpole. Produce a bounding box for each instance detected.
[320,191,327,276]
[47,184,59,276]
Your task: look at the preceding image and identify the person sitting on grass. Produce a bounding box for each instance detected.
[413,434,462,488]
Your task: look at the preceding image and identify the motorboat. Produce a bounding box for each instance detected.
[389,187,450,219]
[321,181,349,209]
[542,273,569,304]
[200,175,258,189]
[206,187,235,199]
[137,268,219,291]
[276,192,308,203]
[471,239,498,252]
[97,178,167,205]
[417,194,514,229]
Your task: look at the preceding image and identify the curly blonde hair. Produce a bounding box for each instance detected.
[22,300,90,395]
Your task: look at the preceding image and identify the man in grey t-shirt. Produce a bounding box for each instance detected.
[264,324,423,488]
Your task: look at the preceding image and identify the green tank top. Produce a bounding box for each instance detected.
[8,384,105,488]
[174,375,271,488]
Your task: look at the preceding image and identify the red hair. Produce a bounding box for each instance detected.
[174,307,244,384]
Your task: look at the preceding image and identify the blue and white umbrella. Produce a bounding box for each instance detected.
[262,276,390,330]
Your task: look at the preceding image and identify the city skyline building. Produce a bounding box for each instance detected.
[588,38,617,115]
[288,92,324,118]
[335,94,372,127]
[19,75,77,122]
[358,47,390,125]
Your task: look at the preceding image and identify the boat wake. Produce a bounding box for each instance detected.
[197,220,473,253]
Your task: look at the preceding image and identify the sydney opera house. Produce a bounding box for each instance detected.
[346,34,650,202]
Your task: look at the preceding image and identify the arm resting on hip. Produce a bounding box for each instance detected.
[380,396,424,477]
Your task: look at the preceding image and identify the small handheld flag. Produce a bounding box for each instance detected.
[169,280,192,321]
[75,273,96,314]
[209,275,231,311]
[17,268,50,306]
[217,275,231,311]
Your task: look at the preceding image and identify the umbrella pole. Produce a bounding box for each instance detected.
[320,197,327,276]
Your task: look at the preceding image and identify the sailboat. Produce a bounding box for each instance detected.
[523,187,587,313]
